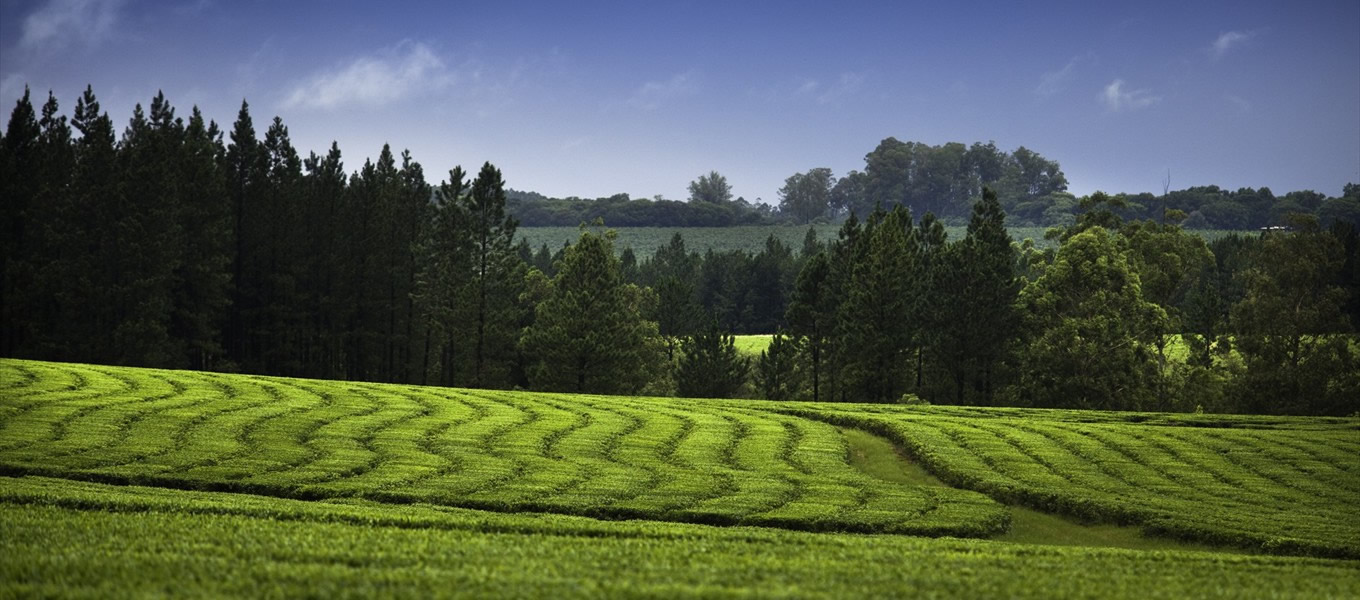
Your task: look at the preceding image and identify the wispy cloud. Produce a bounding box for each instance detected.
[20,0,124,50]
[1212,30,1256,59]
[0,74,28,103]
[1035,53,1093,98]
[627,71,698,110]
[283,41,451,110]
[1101,79,1160,111]
[1225,94,1251,114]
[812,72,865,104]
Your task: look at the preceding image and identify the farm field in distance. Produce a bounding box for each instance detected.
[2,358,1358,597]
[516,225,1253,256]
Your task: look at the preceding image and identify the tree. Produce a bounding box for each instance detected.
[1230,220,1358,415]
[415,166,473,386]
[521,230,662,394]
[786,251,834,402]
[778,168,834,224]
[755,330,802,401]
[462,162,523,387]
[839,206,917,402]
[1013,227,1167,410]
[931,188,1020,404]
[676,319,750,398]
[688,171,732,204]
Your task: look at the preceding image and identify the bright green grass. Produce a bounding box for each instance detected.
[841,427,1249,554]
[4,476,1357,600]
[0,359,1006,537]
[732,334,772,356]
[787,403,1360,558]
[4,358,1358,560]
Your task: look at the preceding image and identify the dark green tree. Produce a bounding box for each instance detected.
[1231,220,1358,415]
[755,330,802,401]
[778,167,834,224]
[1013,227,1167,410]
[462,161,523,387]
[676,319,750,398]
[521,230,662,394]
[786,252,833,401]
[688,171,733,204]
[931,188,1020,404]
[839,206,917,402]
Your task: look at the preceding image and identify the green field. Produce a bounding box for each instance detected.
[517,225,1252,257]
[2,359,1358,597]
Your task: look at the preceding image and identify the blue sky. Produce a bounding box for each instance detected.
[2,0,1357,204]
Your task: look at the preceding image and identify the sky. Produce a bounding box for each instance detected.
[2,0,1358,204]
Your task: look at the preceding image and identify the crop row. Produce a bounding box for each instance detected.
[787,405,1360,558]
[4,476,1358,599]
[0,359,1006,536]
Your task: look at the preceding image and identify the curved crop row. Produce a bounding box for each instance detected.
[0,359,1007,537]
[787,404,1360,558]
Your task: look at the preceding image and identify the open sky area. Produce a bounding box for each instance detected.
[2,0,1357,204]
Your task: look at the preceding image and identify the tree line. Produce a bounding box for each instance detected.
[3,86,1356,415]
[504,137,1358,229]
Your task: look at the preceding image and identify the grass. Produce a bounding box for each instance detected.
[4,476,1358,600]
[788,403,1360,558]
[732,334,773,356]
[3,358,1359,597]
[0,359,1007,536]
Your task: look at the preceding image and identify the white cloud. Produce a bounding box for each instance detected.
[0,74,29,103]
[814,72,865,104]
[1212,30,1256,59]
[1101,79,1160,112]
[1226,94,1251,114]
[1035,53,1093,97]
[283,41,450,110]
[627,71,698,110]
[20,0,123,50]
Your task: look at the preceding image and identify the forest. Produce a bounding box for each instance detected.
[506,139,1360,229]
[2,87,1357,416]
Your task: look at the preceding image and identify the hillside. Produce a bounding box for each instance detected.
[2,359,1359,597]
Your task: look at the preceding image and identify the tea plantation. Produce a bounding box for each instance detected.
[2,358,1358,598]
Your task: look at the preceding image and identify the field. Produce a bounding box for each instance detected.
[517,225,1251,257]
[2,358,1358,597]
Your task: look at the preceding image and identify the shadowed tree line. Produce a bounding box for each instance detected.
[3,87,1356,415]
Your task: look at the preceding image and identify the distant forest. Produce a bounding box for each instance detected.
[2,87,1357,416]
[508,139,1360,229]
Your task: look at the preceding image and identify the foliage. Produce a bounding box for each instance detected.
[1230,223,1359,415]
[687,170,734,204]
[754,331,802,401]
[1014,227,1167,410]
[675,320,750,398]
[521,231,663,394]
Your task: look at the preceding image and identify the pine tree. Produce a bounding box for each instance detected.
[786,251,833,401]
[462,162,523,387]
[676,318,750,398]
[931,187,1020,403]
[521,230,662,394]
[839,206,917,402]
[1,88,41,356]
[415,166,472,386]
[224,100,263,369]
[755,330,802,401]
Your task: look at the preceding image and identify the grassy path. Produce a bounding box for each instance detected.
[840,427,1253,553]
